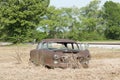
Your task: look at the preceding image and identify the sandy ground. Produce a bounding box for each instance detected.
[0,44,120,80]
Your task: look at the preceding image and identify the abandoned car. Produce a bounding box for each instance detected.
[29,39,91,68]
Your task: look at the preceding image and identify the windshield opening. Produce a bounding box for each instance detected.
[47,42,79,50]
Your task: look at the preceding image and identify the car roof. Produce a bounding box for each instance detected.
[41,39,76,43]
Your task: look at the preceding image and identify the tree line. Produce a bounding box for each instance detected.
[0,0,120,43]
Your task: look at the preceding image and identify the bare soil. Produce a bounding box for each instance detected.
[0,44,120,80]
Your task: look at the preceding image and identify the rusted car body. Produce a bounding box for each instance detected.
[29,39,91,68]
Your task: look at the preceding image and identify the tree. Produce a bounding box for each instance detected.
[103,1,120,39]
[0,0,50,43]
[39,6,73,39]
[79,0,105,40]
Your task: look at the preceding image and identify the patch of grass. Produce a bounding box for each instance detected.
[89,48,120,59]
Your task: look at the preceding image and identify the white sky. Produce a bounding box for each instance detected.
[50,0,120,8]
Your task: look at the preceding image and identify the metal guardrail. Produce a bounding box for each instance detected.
[0,42,13,46]
[77,42,120,49]
[87,43,120,45]
[78,42,120,45]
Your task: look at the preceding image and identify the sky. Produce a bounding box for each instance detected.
[50,0,120,8]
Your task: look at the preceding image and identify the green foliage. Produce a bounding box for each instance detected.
[81,0,102,28]
[79,32,106,41]
[78,0,105,40]
[103,1,120,40]
[39,6,73,38]
[0,0,120,43]
[0,0,49,43]
[38,0,107,41]
[105,26,120,40]
[32,30,47,42]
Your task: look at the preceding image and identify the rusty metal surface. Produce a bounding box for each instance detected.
[41,39,76,43]
[29,39,91,68]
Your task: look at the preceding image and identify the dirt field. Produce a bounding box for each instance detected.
[0,44,120,80]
